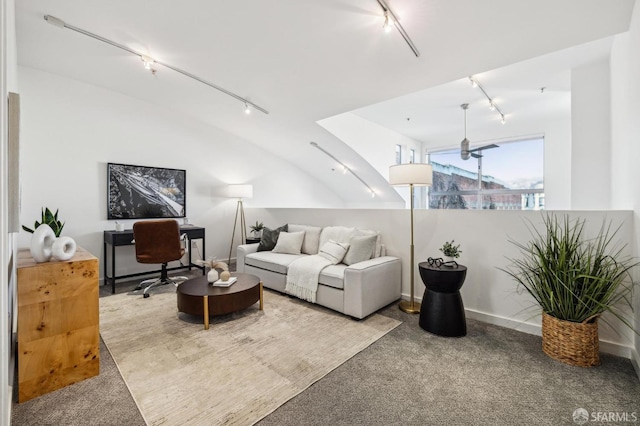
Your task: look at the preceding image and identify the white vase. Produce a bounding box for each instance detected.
[30,224,56,263]
[52,236,77,261]
[207,269,219,283]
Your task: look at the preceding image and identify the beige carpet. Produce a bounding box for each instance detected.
[99,288,401,426]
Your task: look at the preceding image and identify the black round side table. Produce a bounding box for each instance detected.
[418,262,467,337]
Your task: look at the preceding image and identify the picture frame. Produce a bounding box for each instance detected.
[107,162,186,220]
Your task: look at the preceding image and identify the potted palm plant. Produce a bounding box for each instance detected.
[250,221,264,239]
[502,214,637,367]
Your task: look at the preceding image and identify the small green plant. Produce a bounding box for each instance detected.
[22,207,65,237]
[250,221,265,234]
[439,240,461,258]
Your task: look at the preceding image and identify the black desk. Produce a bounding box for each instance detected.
[103,225,205,294]
[418,262,467,337]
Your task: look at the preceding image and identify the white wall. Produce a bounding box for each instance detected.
[571,60,612,209]
[1,0,17,422]
[318,112,423,175]
[610,1,640,377]
[17,66,344,278]
[247,207,635,357]
[318,112,426,208]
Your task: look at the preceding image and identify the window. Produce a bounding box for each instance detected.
[428,137,544,210]
[395,144,402,164]
[409,148,415,164]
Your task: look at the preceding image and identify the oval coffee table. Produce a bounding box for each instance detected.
[177,272,263,330]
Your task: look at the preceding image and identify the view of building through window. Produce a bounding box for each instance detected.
[427,137,544,210]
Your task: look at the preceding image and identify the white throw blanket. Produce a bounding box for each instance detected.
[285,255,332,303]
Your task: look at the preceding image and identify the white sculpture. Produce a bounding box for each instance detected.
[52,236,77,261]
[30,224,77,262]
[30,224,56,263]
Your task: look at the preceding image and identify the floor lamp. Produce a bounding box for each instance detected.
[389,163,433,314]
[227,184,253,266]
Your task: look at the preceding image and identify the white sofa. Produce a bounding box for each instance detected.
[236,224,401,319]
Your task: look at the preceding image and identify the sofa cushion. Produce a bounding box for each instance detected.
[318,240,350,264]
[245,251,304,274]
[272,231,305,255]
[319,226,355,249]
[318,264,346,289]
[257,224,288,252]
[343,234,378,266]
[354,228,382,258]
[288,224,322,254]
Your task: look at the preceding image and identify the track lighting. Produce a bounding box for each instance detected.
[310,142,376,198]
[469,75,506,123]
[383,11,394,33]
[44,14,269,115]
[244,103,251,115]
[376,0,420,57]
[140,55,156,75]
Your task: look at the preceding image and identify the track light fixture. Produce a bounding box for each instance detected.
[383,11,395,33]
[310,142,376,198]
[376,0,420,57]
[140,55,156,75]
[44,14,269,115]
[468,76,506,124]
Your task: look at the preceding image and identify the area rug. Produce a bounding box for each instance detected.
[99,288,401,425]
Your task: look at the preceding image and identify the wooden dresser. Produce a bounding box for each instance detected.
[17,247,99,402]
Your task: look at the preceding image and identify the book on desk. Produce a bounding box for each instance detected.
[213,277,237,287]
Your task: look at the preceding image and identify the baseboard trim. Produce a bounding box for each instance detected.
[631,348,640,381]
[464,309,632,359]
[401,292,635,360]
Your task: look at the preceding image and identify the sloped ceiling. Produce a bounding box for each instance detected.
[15,0,635,205]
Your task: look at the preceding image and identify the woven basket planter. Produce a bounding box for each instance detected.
[541,313,600,367]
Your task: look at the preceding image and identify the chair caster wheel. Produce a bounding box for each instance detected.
[143,293,150,298]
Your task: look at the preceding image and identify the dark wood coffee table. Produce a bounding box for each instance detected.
[177,272,263,330]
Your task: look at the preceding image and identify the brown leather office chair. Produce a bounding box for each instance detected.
[133,219,187,298]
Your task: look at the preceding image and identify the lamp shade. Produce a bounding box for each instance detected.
[389,163,433,186]
[226,184,253,199]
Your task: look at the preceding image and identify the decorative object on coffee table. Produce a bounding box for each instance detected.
[389,163,433,314]
[196,258,229,283]
[501,214,638,367]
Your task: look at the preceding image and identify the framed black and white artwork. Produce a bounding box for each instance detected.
[107,162,186,220]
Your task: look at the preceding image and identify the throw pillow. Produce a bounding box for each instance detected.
[257,224,288,252]
[343,234,377,266]
[272,231,306,255]
[318,240,350,265]
[288,224,322,255]
[318,226,355,249]
[355,228,382,258]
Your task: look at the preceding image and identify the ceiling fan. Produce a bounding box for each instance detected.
[460,103,499,160]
